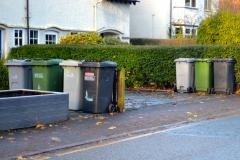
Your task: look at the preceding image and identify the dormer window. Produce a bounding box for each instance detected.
[185,0,196,8]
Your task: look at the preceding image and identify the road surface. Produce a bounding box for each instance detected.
[41,116,240,160]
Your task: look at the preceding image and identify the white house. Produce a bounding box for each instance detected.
[0,0,138,58]
[130,0,218,40]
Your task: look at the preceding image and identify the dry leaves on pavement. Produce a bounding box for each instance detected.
[108,126,117,130]
[35,124,45,129]
[96,122,104,126]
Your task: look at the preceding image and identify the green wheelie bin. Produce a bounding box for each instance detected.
[194,59,214,93]
[31,59,63,92]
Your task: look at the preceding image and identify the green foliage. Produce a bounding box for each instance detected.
[9,45,240,88]
[197,11,240,45]
[0,59,9,90]
[60,32,105,45]
[104,37,129,45]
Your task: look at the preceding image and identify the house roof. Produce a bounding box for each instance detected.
[107,0,140,5]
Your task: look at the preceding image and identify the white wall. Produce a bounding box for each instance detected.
[97,1,130,40]
[0,0,26,27]
[29,0,94,31]
[130,0,170,39]
[0,0,131,58]
[130,0,218,39]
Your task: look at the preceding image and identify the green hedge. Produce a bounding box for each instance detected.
[0,59,9,90]
[9,45,240,88]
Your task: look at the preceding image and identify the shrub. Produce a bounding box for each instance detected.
[197,12,240,45]
[0,59,9,90]
[60,32,105,45]
[104,37,129,45]
[9,45,240,88]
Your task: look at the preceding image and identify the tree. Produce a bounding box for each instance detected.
[197,11,240,45]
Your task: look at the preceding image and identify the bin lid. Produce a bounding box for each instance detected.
[195,58,213,62]
[5,59,31,66]
[60,60,83,67]
[80,61,117,68]
[31,59,63,66]
[174,58,196,63]
[212,58,236,63]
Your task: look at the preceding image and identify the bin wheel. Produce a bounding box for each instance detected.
[226,89,231,95]
[192,87,196,93]
[173,84,177,92]
[211,88,215,94]
[187,87,192,93]
[108,104,117,113]
[207,88,211,94]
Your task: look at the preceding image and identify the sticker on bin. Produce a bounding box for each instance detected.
[34,73,44,79]
[84,72,95,81]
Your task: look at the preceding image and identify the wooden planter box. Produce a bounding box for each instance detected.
[0,90,69,131]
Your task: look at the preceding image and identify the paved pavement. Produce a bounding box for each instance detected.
[46,116,240,160]
[1,92,240,159]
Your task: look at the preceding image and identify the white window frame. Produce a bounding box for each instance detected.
[45,33,57,44]
[14,29,23,47]
[192,28,197,37]
[204,0,211,11]
[29,30,39,45]
[185,0,196,8]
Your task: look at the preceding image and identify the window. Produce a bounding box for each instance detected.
[185,0,190,7]
[192,29,197,37]
[14,30,23,47]
[176,28,183,35]
[204,0,211,10]
[185,28,191,35]
[45,34,56,44]
[29,30,38,44]
[185,0,196,7]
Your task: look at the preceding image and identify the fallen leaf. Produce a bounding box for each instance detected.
[108,126,117,130]
[51,137,61,143]
[96,122,104,126]
[95,116,106,120]
[36,124,45,129]
[197,92,206,96]
[16,156,26,160]
[8,137,15,141]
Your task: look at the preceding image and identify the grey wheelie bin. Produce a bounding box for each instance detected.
[80,61,117,114]
[60,60,83,111]
[174,58,196,93]
[5,59,32,90]
[212,58,236,94]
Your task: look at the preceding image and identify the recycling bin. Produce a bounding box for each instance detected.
[5,59,32,90]
[213,58,236,94]
[80,61,117,114]
[174,58,195,93]
[31,59,63,92]
[60,60,83,110]
[195,59,213,93]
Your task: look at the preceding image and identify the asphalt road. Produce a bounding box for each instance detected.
[48,116,240,160]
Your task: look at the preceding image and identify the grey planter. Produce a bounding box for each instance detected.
[0,89,69,131]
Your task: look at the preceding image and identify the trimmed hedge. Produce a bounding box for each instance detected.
[9,45,240,88]
[0,59,9,90]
